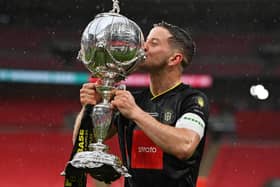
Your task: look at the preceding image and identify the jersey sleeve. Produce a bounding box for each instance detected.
[175,92,209,139]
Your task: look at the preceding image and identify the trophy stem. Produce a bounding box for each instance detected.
[96,81,114,103]
[97,138,103,144]
[91,101,113,147]
[101,92,111,104]
[89,140,109,152]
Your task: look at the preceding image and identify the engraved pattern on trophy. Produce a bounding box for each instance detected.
[69,0,146,181]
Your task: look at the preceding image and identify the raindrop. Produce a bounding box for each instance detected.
[253,18,258,23]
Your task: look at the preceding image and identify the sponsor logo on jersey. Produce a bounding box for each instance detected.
[131,130,163,169]
[138,146,157,153]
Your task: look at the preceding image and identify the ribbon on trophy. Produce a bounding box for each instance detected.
[63,105,94,187]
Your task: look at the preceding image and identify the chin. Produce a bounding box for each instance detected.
[136,64,147,72]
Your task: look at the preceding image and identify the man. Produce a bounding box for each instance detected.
[74,21,209,187]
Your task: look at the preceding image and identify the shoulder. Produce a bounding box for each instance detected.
[178,84,208,103]
[180,85,209,119]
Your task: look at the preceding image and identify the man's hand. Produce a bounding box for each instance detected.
[111,90,142,120]
[80,83,102,106]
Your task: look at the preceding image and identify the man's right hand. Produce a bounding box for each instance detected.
[80,83,102,106]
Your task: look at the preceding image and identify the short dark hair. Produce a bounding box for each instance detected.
[153,21,196,67]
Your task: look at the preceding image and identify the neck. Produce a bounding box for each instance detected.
[149,69,182,96]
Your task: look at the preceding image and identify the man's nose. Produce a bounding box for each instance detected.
[143,42,148,52]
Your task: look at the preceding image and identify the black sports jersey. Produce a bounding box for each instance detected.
[116,83,209,187]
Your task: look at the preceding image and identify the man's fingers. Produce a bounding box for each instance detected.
[80,83,101,106]
[83,82,96,89]
[80,95,97,105]
[80,84,98,95]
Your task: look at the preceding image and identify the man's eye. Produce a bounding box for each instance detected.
[151,41,158,46]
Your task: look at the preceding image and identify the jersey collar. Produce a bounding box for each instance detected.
[150,81,183,100]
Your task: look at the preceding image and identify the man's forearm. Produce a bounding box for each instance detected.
[132,109,200,160]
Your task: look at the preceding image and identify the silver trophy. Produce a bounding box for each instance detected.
[69,0,145,181]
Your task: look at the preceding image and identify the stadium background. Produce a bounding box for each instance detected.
[1,0,280,186]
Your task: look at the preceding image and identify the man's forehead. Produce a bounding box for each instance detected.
[147,27,172,40]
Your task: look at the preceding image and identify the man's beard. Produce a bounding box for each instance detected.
[136,58,167,73]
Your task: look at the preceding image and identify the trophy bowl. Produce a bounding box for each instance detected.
[70,12,145,183]
[78,12,145,83]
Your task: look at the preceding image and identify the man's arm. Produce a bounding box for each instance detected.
[72,106,86,144]
[131,110,200,160]
[111,90,206,160]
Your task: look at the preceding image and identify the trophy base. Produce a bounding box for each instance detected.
[70,150,131,183]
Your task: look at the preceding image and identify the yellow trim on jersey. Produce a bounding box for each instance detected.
[150,81,182,100]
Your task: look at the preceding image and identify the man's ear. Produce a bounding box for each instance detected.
[168,52,183,66]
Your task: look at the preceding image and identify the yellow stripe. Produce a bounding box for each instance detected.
[151,82,182,100]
